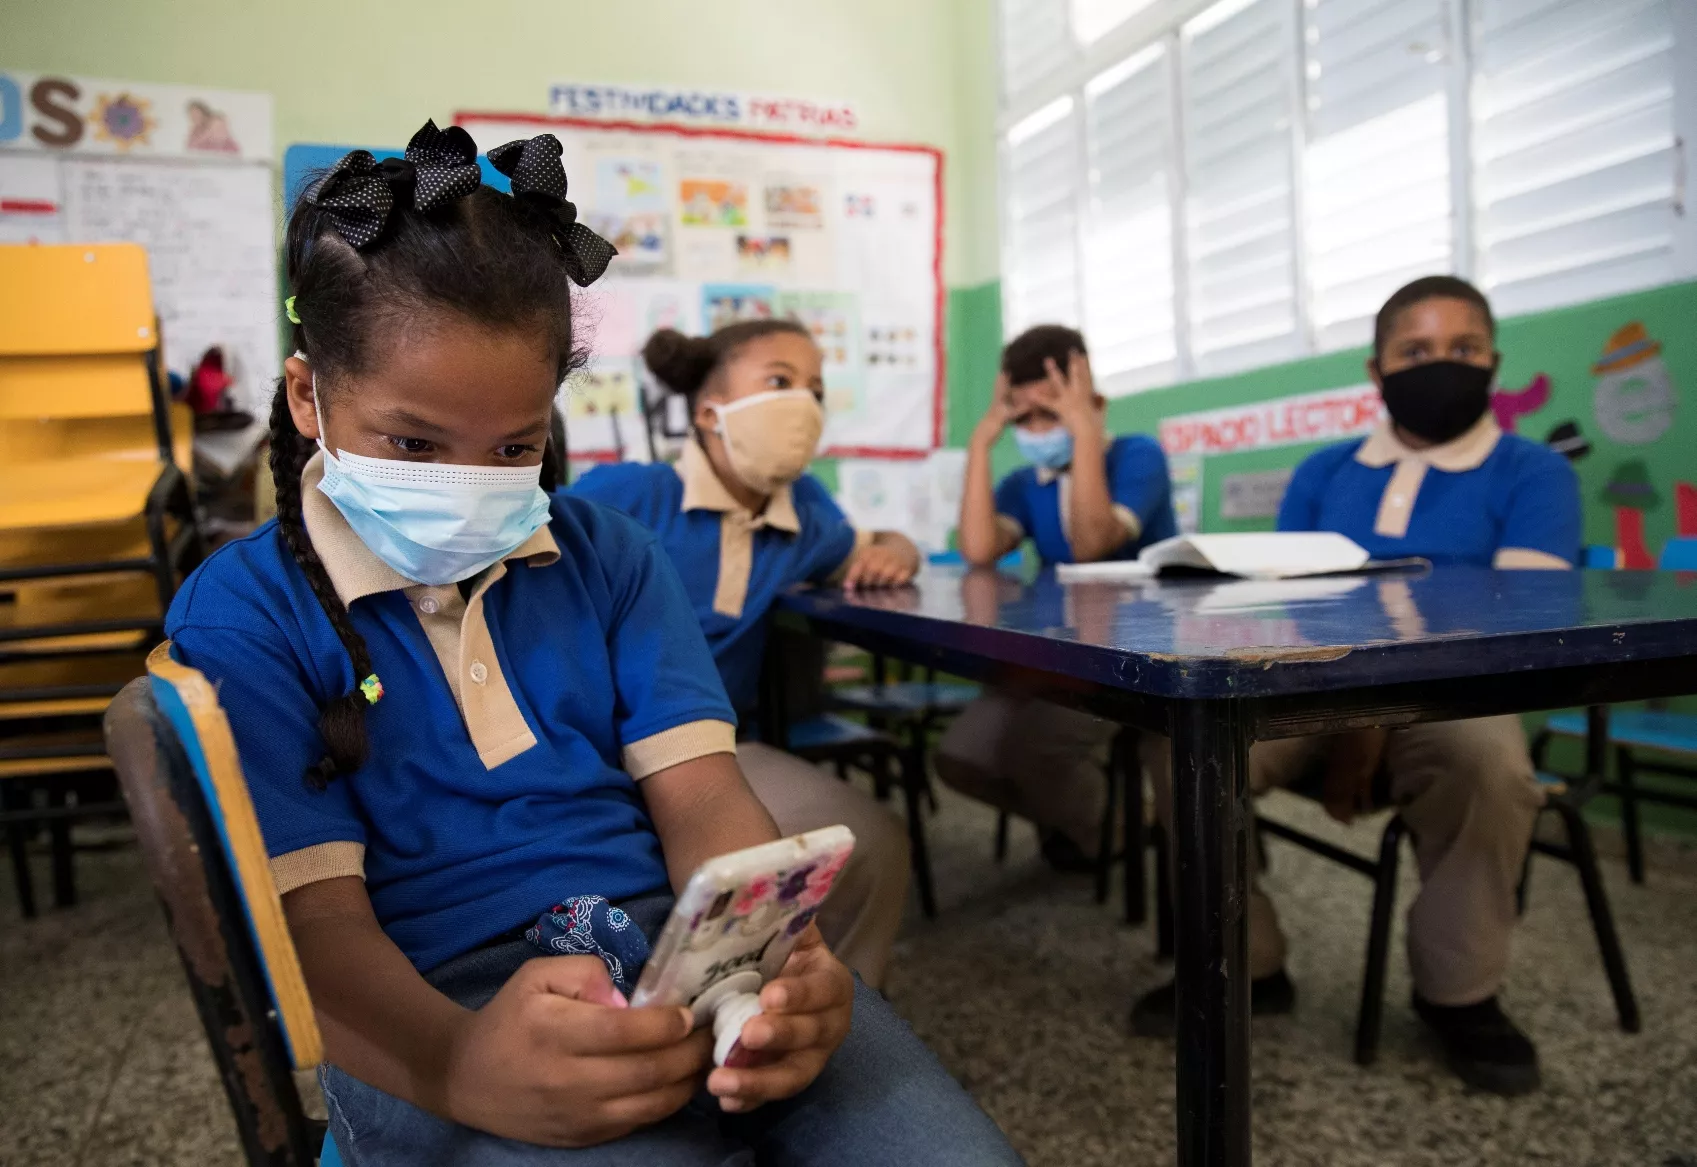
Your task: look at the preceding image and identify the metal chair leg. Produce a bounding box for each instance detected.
[993,812,1009,862]
[1124,749,1147,926]
[4,782,37,919]
[1615,744,1645,884]
[1094,752,1119,905]
[1153,821,1174,960]
[899,745,938,919]
[46,784,76,909]
[1355,815,1407,1066]
[1549,798,1640,1033]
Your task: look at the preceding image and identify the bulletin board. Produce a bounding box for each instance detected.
[454,112,944,461]
[0,75,279,416]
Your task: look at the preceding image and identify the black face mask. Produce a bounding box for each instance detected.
[1378,360,1495,445]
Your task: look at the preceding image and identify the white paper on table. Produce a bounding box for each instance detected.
[1140,532,1371,580]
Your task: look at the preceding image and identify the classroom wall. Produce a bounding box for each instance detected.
[0,0,1004,288]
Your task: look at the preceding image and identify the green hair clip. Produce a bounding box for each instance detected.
[285,295,301,325]
[359,674,385,705]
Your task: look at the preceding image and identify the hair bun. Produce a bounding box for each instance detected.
[642,328,717,396]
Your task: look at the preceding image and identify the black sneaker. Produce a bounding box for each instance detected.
[1039,830,1099,874]
[1129,969,1297,1038]
[1413,994,1540,1096]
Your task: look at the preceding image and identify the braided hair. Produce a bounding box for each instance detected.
[277,170,586,789]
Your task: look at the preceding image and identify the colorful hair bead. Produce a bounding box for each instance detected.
[359,674,384,704]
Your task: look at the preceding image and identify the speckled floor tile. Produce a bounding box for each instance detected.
[4,792,1695,1167]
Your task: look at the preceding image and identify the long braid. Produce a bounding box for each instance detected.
[267,383,375,789]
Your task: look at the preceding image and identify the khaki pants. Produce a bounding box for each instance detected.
[737,741,910,989]
[934,691,1118,856]
[1142,717,1544,1006]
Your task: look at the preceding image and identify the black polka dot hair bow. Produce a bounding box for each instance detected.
[486,134,618,286]
[306,120,484,250]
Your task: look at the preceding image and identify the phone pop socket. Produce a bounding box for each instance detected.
[693,970,766,1066]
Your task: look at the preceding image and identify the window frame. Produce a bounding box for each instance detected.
[996,0,1697,393]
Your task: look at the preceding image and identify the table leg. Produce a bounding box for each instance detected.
[1169,699,1252,1167]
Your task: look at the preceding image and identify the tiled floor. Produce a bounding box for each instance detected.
[4,789,1696,1166]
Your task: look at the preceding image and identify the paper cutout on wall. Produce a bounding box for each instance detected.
[735,235,791,274]
[1491,373,1550,432]
[1592,322,1676,445]
[1168,453,1202,534]
[1219,468,1293,520]
[702,283,775,332]
[1601,460,1660,569]
[679,178,748,227]
[1676,481,1697,536]
[1545,420,1591,461]
[565,366,637,420]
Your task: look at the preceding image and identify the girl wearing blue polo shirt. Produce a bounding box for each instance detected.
[163,122,1019,1165]
[1135,276,1575,1098]
[939,325,1178,873]
[572,320,920,990]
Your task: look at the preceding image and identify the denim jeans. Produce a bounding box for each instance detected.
[321,897,1025,1166]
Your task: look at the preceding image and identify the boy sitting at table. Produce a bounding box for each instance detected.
[1135,275,1580,1097]
[936,325,1177,871]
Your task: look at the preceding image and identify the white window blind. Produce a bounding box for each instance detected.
[1473,0,1679,316]
[1002,0,1076,101]
[1003,97,1083,335]
[1083,45,1178,387]
[1302,0,1453,351]
[1181,0,1303,375]
[1071,0,1158,46]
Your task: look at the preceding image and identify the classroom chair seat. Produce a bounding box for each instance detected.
[830,680,982,718]
[0,457,182,531]
[1538,709,1697,884]
[103,645,330,1164]
[1249,767,1638,1066]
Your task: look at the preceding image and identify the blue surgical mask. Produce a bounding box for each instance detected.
[1014,425,1074,472]
[309,376,551,585]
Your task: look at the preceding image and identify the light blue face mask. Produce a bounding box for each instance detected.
[1013,425,1074,472]
[310,378,551,585]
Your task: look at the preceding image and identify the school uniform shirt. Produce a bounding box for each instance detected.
[570,439,865,713]
[164,452,736,972]
[1277,414,1580,568]
[993,434,1178,565]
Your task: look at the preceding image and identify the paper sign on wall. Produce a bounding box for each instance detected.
[549,82,859,137]
[1159,384,1384,456]
[0,72,272,161]
[1220,468,1294,520]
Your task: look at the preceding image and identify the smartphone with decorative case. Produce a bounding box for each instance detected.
[629,825,855,1029]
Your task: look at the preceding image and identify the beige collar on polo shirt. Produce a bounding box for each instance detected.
[300,450,559,771]
[1353,413,1503,540]
[675,438,801,619]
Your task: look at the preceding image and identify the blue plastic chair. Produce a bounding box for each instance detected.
[104,644,336,1164]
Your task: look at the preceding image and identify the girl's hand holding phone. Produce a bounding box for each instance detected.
[705,923,854,1112]
[441,954,712,1147]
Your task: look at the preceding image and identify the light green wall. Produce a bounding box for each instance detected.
[1,0,1003,287]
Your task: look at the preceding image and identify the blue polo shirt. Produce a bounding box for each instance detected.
[166,456,735,972]
[994,434,1177,565]
[570,441,858,713]
[1278,420,1580,567]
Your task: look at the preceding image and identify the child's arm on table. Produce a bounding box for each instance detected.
[642,752,855,1112]
[284,876,711,1147]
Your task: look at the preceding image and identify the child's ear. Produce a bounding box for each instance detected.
[282,355,320,440]
[1365,356,1383,390]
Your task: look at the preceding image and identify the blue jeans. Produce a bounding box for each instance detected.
[322,900,1024,1166]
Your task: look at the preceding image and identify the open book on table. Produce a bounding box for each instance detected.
[1056,532,1423,583]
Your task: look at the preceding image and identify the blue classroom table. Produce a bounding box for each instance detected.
[773,564,1697,1167]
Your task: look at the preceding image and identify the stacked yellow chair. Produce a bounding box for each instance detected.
[0,242,205,915]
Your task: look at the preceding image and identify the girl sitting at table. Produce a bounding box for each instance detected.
[937,325,1177,873]
[1135,275,1578,1099]
[164,120,1020,1164]
[570,320,922,989]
